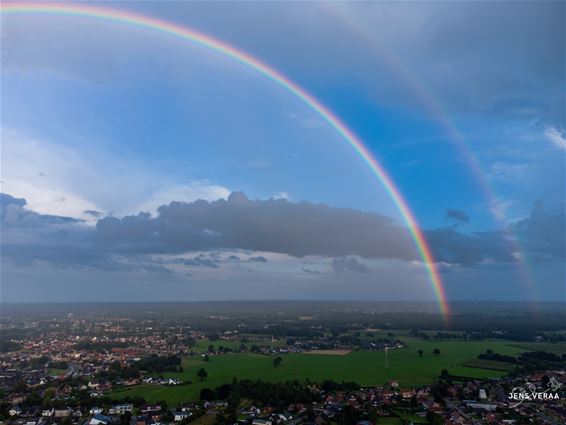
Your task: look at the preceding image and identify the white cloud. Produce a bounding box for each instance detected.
[283,109,325,129]
[489,198,515,221]
[131,181,230,215]
[1,130,103,220]
[545,127,566,150]
[1,130,230,220]
[272,191,289,200]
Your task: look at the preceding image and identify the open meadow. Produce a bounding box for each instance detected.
[109,337,566,404]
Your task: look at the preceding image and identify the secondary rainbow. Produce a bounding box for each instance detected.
[1,2,451,318]
[322,3,537,304]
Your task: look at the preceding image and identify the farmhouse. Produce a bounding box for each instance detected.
[173,412,191,422]
[88,414,113,425]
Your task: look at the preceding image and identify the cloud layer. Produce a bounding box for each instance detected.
[94,192,417,259]
[3,192,564,273]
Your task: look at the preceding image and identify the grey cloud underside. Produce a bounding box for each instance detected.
[445,209,470,227]
[170,255,219,269]
[94,192,417,260]
[1,193,564,272]
[0,194,169,273]
[302,267,320,275]
[511,202,566,262]
[83,209,103,218]
[248,256,268,263]
[331,257,370,275]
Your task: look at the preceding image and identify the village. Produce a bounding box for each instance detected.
[1,308,565,425]
[2,370,565,425]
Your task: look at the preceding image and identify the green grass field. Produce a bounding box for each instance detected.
[48,368,67,377]
[507,342,566,355]
[110,338,532,404]
[460,358,516,371]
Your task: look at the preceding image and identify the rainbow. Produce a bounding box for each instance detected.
[1,2,450,318]
[322,3,537,303]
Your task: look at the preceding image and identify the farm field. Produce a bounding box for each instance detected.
[304,349,351,355]
[47,368,67,377]
[190,337,285,353]
[110,338,529,404]
[507,342,566,355]
[460,358,516,371]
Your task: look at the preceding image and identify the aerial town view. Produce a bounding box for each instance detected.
[1,1,565,424]
[1,302,565,424]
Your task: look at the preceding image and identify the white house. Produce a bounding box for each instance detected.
[174,412,192,422]
[9,407,21,417]
[113,404,133,415]
[89,414,112,425]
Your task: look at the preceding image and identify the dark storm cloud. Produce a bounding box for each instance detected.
[83,209,103,218]
[247,256,268,263]
[511,202,565,261]
[331,257,370,275]
[445,209,470,228]
[2,192,564,271]
[425,228,515,266]
[0,193,168,273]
[410,1,564,123]
[94,192,417,259]
[172,256,219,269]
[302,267,319,275]
[427,203,565,265]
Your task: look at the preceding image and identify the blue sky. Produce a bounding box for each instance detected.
[1,1,564,305]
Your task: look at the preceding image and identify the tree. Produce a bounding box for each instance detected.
[12,380,27,393]
[417,350,423,358]
[42,387,55,407]
[208,344,215,353]
[214,412,228,425]
[161,411,174,423]
[197,368,208,381]
[273,356,283,368]
[433,348,440,356]
[203,354,210,362]
[426,411,444,425]
[120,412,132,425]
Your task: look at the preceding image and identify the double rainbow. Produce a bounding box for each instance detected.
[1,2,450,318]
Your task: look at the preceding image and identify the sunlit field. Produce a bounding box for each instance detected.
[109,337,562,404]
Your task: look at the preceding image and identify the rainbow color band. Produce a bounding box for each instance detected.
[1,2,450,319]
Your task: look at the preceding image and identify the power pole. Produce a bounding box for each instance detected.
[384,346,390,369]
